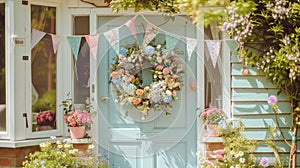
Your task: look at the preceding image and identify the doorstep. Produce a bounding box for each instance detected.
[63,137,93,150]
[0,137,65,148]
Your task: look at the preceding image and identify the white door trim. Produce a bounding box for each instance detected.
[196,19,205,166]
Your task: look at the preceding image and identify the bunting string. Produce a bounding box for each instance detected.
[30,14,238,65]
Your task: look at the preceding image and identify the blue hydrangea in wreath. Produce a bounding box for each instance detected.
[109,44,185,118]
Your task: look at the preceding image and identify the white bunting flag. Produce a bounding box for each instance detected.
[186,37,197,61]
[104,28,119,55]
[51,34,62,54]
[206,40,221,68]
[67,36,81,60]
[85,34,100,59]
[125,18,137,41]
[142,23,159,47]
[31,29,46,49]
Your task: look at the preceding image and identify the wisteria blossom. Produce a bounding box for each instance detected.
[267,95,278,105]
[260,157,270,167]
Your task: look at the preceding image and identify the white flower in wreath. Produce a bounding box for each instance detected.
[166,90,172,96]
[157,57,163,64]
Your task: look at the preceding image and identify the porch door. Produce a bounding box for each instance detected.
[96,15,198,168]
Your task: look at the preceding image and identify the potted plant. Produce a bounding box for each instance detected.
[61,96,95,139]
[63,110,92,139]
[34,110,56,131]
[200,107,224,137]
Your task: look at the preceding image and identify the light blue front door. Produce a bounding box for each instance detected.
[97,15,198,168]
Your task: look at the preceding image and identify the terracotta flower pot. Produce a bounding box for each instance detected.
[36,125,54,131]
[206,124,219,137]
[69,126,85,139]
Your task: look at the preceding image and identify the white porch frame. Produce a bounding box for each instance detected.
[0,4,231,166]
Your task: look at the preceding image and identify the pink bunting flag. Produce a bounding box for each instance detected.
[104,27,119,55]
[85,34,99,59]
[125,18,137,41]
[142,23,159,47]
[206,40,221,68]
[31,29,46,49]
[186,37,197,61]
[51,34,62,54]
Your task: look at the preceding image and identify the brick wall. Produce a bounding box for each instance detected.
[0,146,40,167]
[204,138,224,160]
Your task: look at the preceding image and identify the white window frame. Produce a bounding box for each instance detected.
[0,0,8,139]
[25,0,64,139]
[63,8,92,136]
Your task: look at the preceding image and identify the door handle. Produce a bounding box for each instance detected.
[136,133,147,140]
[136,132,157,140]
[100,96,110,103]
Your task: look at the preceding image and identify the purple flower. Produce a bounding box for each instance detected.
[151,90,161,103]
[163,95,172,103]
[112,76,121,85]
[260,157,270,167]
[143,46,155,56]
[153,84,161,90]
[221,22,230,31]
[268,95,278,105]
[152,94,161,103]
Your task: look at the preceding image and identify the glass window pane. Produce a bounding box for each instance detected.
[31,5,56,132]
[73,16,90,104]
[204,24,222,108]
[0,3,5,132]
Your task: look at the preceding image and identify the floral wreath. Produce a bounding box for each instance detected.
[109,44,185,118]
